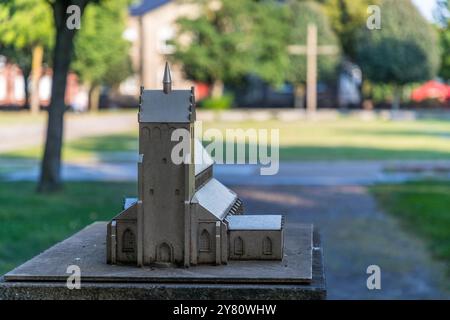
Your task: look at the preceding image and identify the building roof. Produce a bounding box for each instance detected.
[123,197,138,210]
[192,178,237,220]
[129,0,170,16]
[226,215,283,231]
[139,89,194,123]
[194,139,214,175]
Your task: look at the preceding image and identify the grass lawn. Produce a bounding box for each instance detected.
[3,117,450,162]
[371,181,450,270]
[0,181,135,275]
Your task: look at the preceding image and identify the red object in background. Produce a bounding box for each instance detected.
[411,80,450,102]
[194,82,210,100]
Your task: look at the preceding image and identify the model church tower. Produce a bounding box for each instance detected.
[107,63,284,267]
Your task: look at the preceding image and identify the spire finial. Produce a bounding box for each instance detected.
[162,62,172,94]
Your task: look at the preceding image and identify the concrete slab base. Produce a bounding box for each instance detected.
[0,222,326,300]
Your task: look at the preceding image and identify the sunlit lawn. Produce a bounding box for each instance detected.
[371,181,450,272]
[3,116,450,162]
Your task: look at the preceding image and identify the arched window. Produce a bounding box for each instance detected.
[122,229,135,253]
[263,237,272,255]
[199,230,211,252]
[152,126,161,140]
[234,237,244,256]
[158,242,172,263]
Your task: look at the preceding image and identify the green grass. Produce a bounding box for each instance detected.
[0,181,135,275]
[202,118,450,161]
[3,117,450,162]
[371,181,450,268]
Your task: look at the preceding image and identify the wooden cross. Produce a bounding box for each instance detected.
[288,23,339,113]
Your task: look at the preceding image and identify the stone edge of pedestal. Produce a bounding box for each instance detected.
[0,229,326,300]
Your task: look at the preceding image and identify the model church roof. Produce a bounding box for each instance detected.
[139,63,195,123]
[192,178,237,220]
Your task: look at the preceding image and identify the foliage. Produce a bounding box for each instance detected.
[356,0,440,86]
[199,94,234,110]
[286,1,340,86]
[322,0,380,59]
[72,0,132,88]
[171,0,289,89]
[438,21,450,80]
[0,0,53,50]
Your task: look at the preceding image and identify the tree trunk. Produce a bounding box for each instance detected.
[211,80,224,98]
[38,0,88,192]
[294,84,305,109]
[392,85,401,111]
[88,84,100,112]
[30,45,44,114]
[22,67,31,109]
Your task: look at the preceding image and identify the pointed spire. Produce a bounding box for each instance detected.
[162,62,172,94]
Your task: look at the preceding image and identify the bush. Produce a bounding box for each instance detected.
[199,94,234,110]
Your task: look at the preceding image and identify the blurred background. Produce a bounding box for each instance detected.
[0,0,449,299]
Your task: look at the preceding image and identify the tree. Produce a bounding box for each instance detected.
[0,0,53,113]
[171,0,289,98]
[322,0,380,60]
[436,0,450,81]
[286,1,340,108]
[72,0,132,111]
[356,0,440,110]
[38,0,93,192]
[439,22,450,81]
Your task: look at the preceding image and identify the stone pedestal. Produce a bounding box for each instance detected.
[0,222,326,300]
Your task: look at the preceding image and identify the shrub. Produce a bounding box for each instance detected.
[199,94,234,110]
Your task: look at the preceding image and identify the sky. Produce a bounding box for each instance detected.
[412,0,438,22]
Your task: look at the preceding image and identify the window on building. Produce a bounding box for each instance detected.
[200,229,211,252]
[122,229,136,253]
[263,237,272,255]
[234,237,244,255]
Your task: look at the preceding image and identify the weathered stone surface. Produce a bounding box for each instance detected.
[0,223,325,300]
[4,222,312,283]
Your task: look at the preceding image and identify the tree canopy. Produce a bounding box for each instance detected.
[171,0,289,96]
[322,0,380,59]
[72,0,132,90]
[0,0,53,50]
[286,0,340,86]
[356,0,440,86]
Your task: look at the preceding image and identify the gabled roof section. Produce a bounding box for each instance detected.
[139,89,194,123]
[129,0,170,16]
[226,215,283,231]
[194,139,214,175]
[191,178,237,221]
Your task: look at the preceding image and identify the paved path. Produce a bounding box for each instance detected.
[0,112,136,153]
[4,159,450,185]
[232,185,449,299]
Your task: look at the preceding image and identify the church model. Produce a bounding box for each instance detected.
[106,63,284,267]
